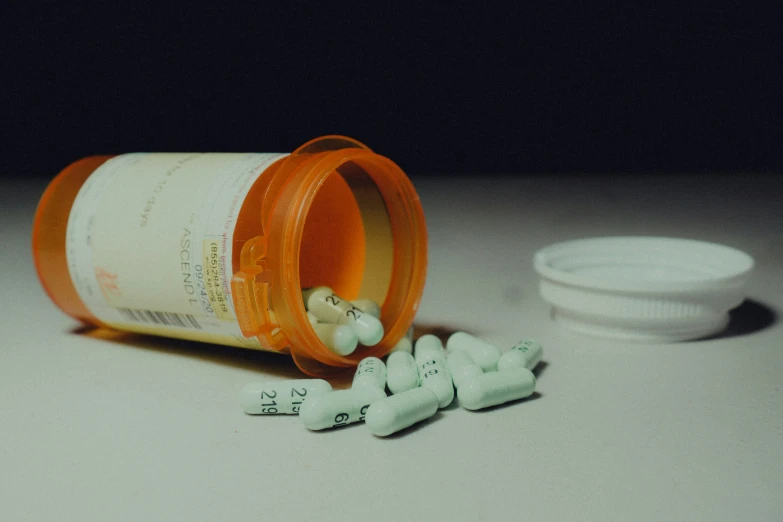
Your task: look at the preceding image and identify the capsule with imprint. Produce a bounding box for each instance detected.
[299,387,387,430]
[497,339,543,372]
[352,357,387,390]
[239,379,333,414]
[304,287,385,346]
[415,335,454,409]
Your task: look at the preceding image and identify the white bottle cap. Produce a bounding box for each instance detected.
[534,237,754,342]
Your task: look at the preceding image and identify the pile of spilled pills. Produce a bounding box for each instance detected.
[239,286,542,437]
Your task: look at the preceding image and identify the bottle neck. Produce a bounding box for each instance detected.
[243,137,427,375]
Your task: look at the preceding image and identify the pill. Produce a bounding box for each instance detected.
[365,387,439,436]
[457,367,536,411]
[390,335,413,354]
[386,351,420,394]
[498,339,543,372]
[307,311,320,325]
[312,323,359,356]
[351,299,381,319]
[239,379,333,414]
[304,286,384,346]
[415,334,446,358]
[446,332,502,372]
[405,326,414,342]
[447,350,483,388]
[352,357,387,390]
[414,335,454,408]
[299,386,387,430]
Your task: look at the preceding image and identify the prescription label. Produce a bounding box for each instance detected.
[66,153,288,349]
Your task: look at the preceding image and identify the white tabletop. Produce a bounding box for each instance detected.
[2,173,782,521]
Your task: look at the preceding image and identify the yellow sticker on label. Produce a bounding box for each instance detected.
[203,238,232,320]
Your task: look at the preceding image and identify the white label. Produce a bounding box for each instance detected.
[66,152,288,349]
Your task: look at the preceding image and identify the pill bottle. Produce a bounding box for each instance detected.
[32,136,427,375]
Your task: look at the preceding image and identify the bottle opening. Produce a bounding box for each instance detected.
[264,139,426,375]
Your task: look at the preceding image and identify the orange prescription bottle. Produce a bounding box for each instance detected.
[32,136,427,375]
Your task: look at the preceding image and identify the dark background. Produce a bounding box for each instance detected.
[3,2,781,179]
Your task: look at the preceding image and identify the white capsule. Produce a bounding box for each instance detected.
[365,387,439,436]
[458,367,536,411]
[299,387,387,430]
[386,351,420,394]
[352,357,387,390]
[405,326,414,342]
[415,334,446,359]
[389,336,413,354]
[304,286,384,346]
[414,335,454,409]
[447,350,483,388]
[351,299,381,319]
[239,379,333,414]
[446,332,502,372]
[306,311,320,325]
[312,323,359,356]
[498,339,543,372]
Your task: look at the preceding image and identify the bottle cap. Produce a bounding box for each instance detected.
[533,237,754,342]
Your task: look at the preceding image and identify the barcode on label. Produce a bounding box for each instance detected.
[117,308,202,329]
